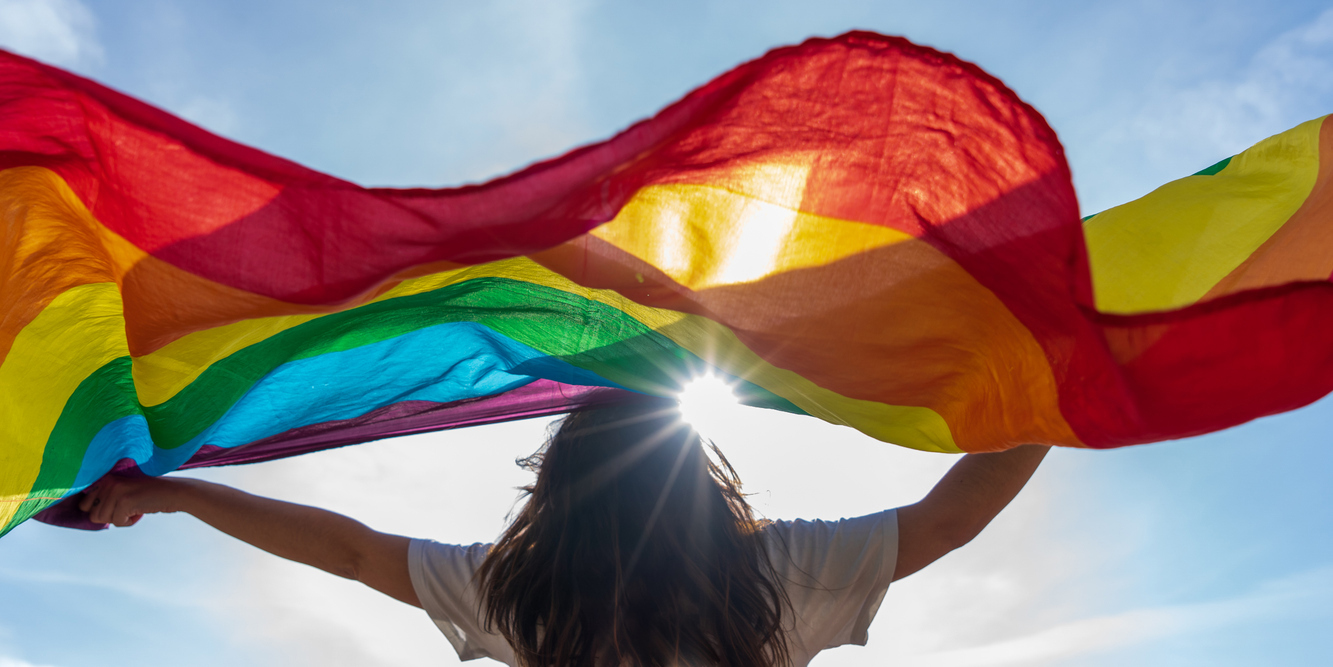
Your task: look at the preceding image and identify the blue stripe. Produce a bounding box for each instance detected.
[71,321,623,485]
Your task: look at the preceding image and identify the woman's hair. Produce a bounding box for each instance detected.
[476,400,791,667]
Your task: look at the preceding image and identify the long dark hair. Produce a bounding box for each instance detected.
[476,401,791,667]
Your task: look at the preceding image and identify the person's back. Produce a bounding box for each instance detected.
[472,402,788,667]
[80,400,1048,666]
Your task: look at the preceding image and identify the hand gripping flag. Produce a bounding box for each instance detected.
[0,32,1329,535]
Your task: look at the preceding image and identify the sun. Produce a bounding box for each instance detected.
[677,373,741,435]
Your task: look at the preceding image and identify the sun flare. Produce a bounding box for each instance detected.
[678,373,741,436]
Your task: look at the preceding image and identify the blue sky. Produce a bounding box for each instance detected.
[1,1,1331,665]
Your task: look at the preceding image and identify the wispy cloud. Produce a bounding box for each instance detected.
[1072,7,1333,214]
[0,656,63,667]
[188,418,553,666]
[424,0,597,184]
[176,95,241,137]
[1130,7,1333,170]
[0,0,101,69]
[848,462,1124,663]
[0,564,214,611]
[903,565,1333,666]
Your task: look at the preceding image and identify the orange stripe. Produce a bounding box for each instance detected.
[1203,115,1333,298]
[0,167,465,361]
[0,167,118,365]
[536,234,1081,452]
[1103,117,1333,367]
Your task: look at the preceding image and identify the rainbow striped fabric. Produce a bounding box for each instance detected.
[2,32,1330,536]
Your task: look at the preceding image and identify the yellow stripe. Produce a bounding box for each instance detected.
[492,259,961,452]
[591,178,916,290]
[134,255,960,452]
[631,310,960,453]
[0,283,129,528]
[1085,116,1325,314]
[132,171,909,407]
[132,165,956,451]
[132,263,510,406]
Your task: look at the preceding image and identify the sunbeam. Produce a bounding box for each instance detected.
[678,373,741,438]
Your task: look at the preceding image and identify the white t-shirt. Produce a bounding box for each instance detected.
[409,509,898,666]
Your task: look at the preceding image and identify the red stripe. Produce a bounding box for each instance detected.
[0,33,1071,304]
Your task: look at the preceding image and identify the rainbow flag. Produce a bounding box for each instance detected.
[1,32,1329,536]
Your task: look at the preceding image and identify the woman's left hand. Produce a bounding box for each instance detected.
[78,476,186,527]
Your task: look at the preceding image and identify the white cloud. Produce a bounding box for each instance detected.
[489,0,590,154]
[0,656,63,667]
[1072,7,1333,214]
[823,468,1116,665]
[1131,8,1333,180]
[53,397,1316,667]
[0,0,101,69]
[176,95,240,136]
[184,403,958,667]
[429,0,596,184]
[189,418,553,667]
[901,564,1333,667]
[0,564,209,611]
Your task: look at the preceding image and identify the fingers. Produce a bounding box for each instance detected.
[78,480,110,522]
[78,475,187,528]
[78,476,148,527]
[86,483,117,525]
[110,507,142,528]
[77,487,98,514]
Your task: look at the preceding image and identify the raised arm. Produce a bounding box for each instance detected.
[892,444,1050,581]
[79,476,421,607]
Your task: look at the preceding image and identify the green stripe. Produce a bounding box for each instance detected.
[1081,156,1236,224]
[1192,156,1233,176]
[13,277,802,536]
[139,277,800,449]
[2,357,138,536]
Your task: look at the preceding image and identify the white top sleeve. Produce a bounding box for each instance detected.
[407,539,516,664]
[408,509,898,667]
[763,509,899,661]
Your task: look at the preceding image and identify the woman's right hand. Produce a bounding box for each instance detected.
[77,475,188,527]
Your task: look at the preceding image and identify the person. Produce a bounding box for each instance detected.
[78,400,1049,667]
